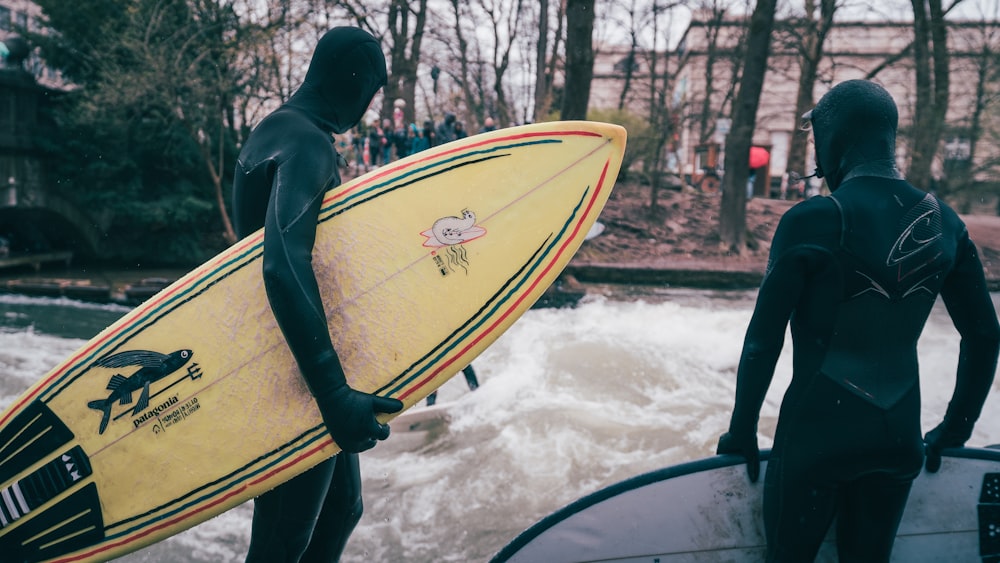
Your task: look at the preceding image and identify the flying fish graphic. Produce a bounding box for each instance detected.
[86,349,193,434]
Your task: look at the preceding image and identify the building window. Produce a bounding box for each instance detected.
[14,11,26,31]
[0,8,10,32]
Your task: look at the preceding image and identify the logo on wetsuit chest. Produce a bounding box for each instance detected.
[421,208,487,276]
[85,348,203,434]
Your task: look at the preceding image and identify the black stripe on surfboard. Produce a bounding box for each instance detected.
[0,400,75,487]
[318,153,511,224]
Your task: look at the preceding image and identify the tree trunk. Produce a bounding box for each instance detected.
[697,7,726,144]
[908,0,951,191]
[719,0,777,251]
[545,0,567,121]
[618,33,637,111]
[385,0,429,126]
[561,0,595,120]
[785,0,837,187]
[449,0,478,119]
[533,0,551,121]
[490,0,524,129]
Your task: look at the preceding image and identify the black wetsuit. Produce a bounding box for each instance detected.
[719,80,1000,562]
[232,27,403,562]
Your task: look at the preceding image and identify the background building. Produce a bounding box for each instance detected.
[592,12,1000,205]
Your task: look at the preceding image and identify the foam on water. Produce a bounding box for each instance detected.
[351,292,1000,561]
[0,291,997,562]
[0,329,84,408]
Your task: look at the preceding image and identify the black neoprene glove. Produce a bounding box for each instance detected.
[923,419,973,473]
[717,430,761,483]
[303,355,404,453]
[312,383,404,453]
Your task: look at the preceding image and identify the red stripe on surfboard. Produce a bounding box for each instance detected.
[0,234,263,427]
[398,158,613,400]
[325,129,605,205]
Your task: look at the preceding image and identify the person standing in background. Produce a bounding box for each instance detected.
[422,119,437,149]
[368,121,384,168]
[479,116,496,133]
[435,112,457,145]
[716,79,1000,562]
[380,118,393,164]
[351,125,365,173]
[409,123,429,155]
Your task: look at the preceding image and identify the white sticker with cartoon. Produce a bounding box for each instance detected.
[421,208,487,276]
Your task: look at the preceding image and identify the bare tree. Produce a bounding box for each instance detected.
[864,0,963,82]
[448,0,478,121]
[483,0,527,126]
[955,26,995,195]
[783,0,838,186]
[640,2,682,212]
[387,0,430,125]
[942,12,1000,209]
[608,0,642,111]
[129,0,260,244]
[694,1,738,144]
[908,0,955,190]
[532,0,566,122]
[443,0,525,128]
[719,0,777,251]
[338,0,430,126]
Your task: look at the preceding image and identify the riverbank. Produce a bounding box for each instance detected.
[566,181,1000,290]
[0,266,184,305]
[3,184,1000,303]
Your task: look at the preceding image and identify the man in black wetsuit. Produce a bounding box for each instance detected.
[717,79,1000,562]
[232,27,404,562]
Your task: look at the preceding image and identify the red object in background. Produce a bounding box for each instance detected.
[749,146,770,169]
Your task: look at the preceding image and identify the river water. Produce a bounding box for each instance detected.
[1,287,998,562]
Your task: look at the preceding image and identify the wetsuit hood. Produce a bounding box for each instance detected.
[807,80,899,191]
[285,27,387,134]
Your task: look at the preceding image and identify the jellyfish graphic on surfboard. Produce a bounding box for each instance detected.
[421,208,486,275]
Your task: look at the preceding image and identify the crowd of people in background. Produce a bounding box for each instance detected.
[341,107,500,175]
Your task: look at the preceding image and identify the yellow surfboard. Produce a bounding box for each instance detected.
[0,120,625,562]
